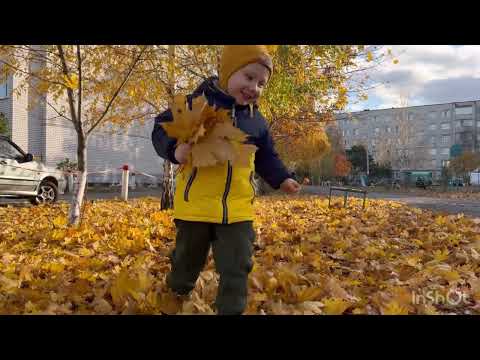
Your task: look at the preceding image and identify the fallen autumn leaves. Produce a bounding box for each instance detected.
[1,195,480,315]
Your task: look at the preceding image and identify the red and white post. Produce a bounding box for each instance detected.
[121,164,129,201]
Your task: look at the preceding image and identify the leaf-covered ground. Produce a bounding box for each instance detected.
[1,196,480,315]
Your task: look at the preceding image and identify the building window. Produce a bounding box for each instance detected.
[408,112,414,121]
[373,116,378,122]
[429,124,437,131]
[440,148,449,155]
[477,133,480,141]
[455,120,462,128]
[0,81,7,98]
[442,160,450,168]
[374,127,380,135]
[441,135,450,145]
[429,148,437,156]
[353,129,359,136]
[463,119,473,127]
[386,126,392,133]
[455,105,473,116]
[440,122,451,130]
[395,126,399,134]
[430,136,436,145]
[427,111,437,119]
[441,110,450,118]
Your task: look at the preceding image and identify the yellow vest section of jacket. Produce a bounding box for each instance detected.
[173,154,256,224]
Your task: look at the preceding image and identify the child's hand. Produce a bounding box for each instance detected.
[174,143,192,164]
[280,178,301,194]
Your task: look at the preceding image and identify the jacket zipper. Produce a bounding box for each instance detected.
[249,171,256,204]
[184,167,198,202]
[220,104,237,224]
[222,161,233,224]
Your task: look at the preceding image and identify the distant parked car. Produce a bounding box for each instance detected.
[416,176,432,189]
[0,135,66,204]
[449,178,465,187]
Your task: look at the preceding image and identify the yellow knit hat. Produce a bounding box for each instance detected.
[218,45,274,90]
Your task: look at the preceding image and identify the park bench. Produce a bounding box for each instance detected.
[328,186,368,209]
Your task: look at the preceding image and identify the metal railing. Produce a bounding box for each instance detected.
[328,186,368,209]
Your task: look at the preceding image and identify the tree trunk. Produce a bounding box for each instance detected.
[68,133,87,226]
[161,160,175,210]
[161,45,176,210]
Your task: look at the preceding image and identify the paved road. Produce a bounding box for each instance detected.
[2,186,480,218]
[0,188,163,207]
[302,186,480,218]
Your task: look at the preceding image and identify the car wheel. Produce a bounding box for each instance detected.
[30,181,58,205]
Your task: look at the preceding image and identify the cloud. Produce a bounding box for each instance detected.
[349,45,480,110]
[416,77,480,104]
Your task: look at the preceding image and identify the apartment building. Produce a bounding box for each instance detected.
[336,100,480,179]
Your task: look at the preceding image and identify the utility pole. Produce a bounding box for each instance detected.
[366,142,370,176]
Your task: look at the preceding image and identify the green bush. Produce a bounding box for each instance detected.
[56,158,78,172]
[0,112,9,136]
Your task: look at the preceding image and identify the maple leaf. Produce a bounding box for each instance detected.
[209,121,248,142]
[191,139,226,167]
[300,301,324,314]
[233,144,257,167]
[381,301,409,315]
[433,249,450,262]
[296,287,324,302]
[191,121,257,168]
[161,95,207,143]
[63,74,78,90]
[110,268,152,308]
[52,216,68,228]
[322,297,351,315]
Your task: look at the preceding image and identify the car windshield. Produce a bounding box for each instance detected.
[0,139,24,160]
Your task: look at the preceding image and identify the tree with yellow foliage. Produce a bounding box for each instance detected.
[0,45,152,225]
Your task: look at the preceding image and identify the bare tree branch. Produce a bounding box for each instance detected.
[0,58,66,88]
[57,45,79,133]
[86,46,149,136]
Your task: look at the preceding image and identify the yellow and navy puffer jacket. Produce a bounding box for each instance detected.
[152,77,291,224]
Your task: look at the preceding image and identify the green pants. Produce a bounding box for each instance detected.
[166,220,255,315]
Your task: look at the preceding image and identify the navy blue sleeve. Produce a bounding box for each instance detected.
[254,127,292,190]
[151,109,179,164]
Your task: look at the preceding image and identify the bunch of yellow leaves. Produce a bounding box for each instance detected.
[161,95,257,167]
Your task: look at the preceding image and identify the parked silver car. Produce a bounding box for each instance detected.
[0,135,66,204]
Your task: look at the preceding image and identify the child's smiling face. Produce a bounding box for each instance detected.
[226,62,270,106]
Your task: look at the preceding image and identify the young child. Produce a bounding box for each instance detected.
[152,45,301,315]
